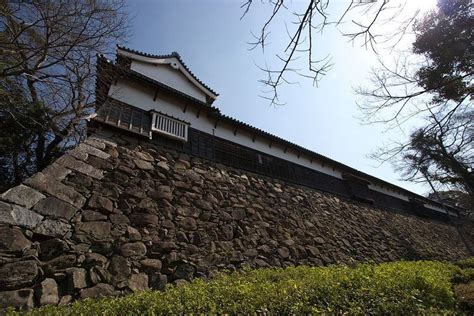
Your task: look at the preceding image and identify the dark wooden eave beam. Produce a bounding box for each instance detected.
[153,89,158,101]
[252,134,256,142]
[233,127,238,136]
[343,173,371,186]
[182,104,188,113]
[214,118,220,129]
[196,108,201,118]
[283,146,288,153]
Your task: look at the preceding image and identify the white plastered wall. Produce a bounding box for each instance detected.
[109,80,342,178]
[130,60,207,103]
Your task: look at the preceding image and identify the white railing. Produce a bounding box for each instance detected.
[151,112,189,141]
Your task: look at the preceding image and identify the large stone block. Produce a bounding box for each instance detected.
[35,278,59,306]
[134,151,154,162]
[0,261,38,290]
[127,273,149,292]
[110,214,130,225]
[98,183,121,198]
[24,172,86,208]
[87,156,114,171]
[0,201,43,229]
[157,161,170,171]
[149,185,173,202]
[66,268,88,290]
[176,207,200,218]
[0,289,34,310]
[129,213,159,227]
[33,197,78,220]
[137,198,158,211]
[76,221,112,240]
[41,163,71,181]
[88,266,104,285]
[79,283,116,300]
[195,199,213,211]
[120,242,147,257]
[88,194,114,213]
[84,252,109,268]
[277,247,290,259]
[149,273,168,290]
[155,241,178,253]
[229,251,244,263]
[56,155,104,179]
[126,226,142,241]
[179,217,197,231]
[81,210,107,222]
[68,148,88,161]
[43,255,77,274]
[34,219,71,238]
[134,159,153,170]
[173,263,195,281]
[76,143,111,159]
[0,227,31,252]
[39,238,70,261]
[84,138,106,150]
[0,184,45,209]
[140,259,162,272]
[108,255,130,283]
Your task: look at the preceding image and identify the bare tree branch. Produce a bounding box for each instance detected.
[242,0,419,105]
[0,0,130,189]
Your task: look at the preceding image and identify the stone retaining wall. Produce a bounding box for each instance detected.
[0,131,471,309]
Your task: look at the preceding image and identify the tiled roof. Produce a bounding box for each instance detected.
[116,45,219,97]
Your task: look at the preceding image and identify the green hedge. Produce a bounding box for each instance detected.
[10,260,470,315]
[455,257,474,269]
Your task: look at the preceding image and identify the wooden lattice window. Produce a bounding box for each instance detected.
[151,112,189,142]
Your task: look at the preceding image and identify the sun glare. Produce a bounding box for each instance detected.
[407,0,438,13]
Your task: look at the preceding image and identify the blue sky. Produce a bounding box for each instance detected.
[122,0,437,195]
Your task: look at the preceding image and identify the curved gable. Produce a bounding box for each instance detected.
[117,46,218,103]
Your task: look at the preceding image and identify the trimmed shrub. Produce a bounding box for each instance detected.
[7,260,468,315]
[455,257,474,269]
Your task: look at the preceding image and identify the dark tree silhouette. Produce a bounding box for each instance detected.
[0,0,129,191]
[357,0,473,205]
[397,110,473,208]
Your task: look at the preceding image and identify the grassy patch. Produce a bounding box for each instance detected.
[9,260,474,315]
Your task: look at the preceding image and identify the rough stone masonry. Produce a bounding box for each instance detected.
[0,130,471,310]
